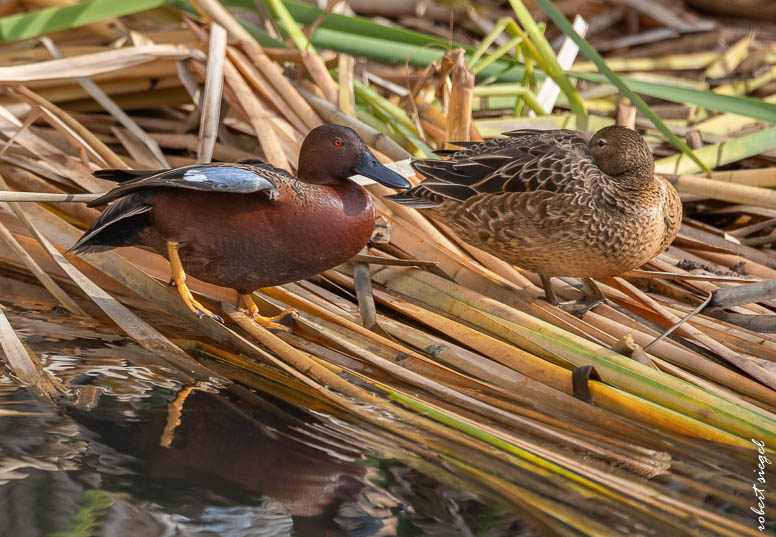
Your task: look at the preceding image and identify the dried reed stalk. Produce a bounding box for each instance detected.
[191,0,322,130]
[445,49,475,148]
[197,23,227,163]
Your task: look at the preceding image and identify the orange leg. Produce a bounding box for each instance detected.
[160,384,195,448]
[237,293,296,331]
[167,241,222,322]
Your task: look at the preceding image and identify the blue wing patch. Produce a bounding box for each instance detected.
[181,167,277,195]
[86,164,284,207]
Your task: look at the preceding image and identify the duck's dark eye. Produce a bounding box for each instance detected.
[333,138,344,147]
[597,139,607,148]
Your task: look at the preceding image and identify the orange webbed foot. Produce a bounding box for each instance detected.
[238,293,296,332]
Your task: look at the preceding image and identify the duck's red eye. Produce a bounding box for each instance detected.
[333,138,343,147]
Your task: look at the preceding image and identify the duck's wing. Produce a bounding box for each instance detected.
[386,129,599,208]
[87,162,285,207]
[66,194,152,255]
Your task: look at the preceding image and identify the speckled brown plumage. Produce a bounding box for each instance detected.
[387,126,682,304]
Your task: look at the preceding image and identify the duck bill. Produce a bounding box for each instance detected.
[353,149,411,189]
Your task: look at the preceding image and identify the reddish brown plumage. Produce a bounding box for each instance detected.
[68,124,410,298]
[139,180,374,292]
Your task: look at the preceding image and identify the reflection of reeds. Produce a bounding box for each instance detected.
[0,1,775,535]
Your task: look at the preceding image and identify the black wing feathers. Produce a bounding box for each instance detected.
[94,169,158,182]
[385,129,596,208]
[66,194,152,255]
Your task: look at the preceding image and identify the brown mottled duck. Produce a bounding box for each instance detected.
[386,126,682,308]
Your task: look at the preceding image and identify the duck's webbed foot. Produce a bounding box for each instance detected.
[559,278,608,317]
[167,241,223,323]
[238,293,296,332]
[540,275,607,316]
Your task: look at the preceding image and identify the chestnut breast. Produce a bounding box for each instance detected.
[145,180,375,291]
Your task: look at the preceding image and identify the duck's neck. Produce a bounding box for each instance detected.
[615,163,656,191]
[297,162,343,185]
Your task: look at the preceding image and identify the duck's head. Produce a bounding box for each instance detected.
[590,126,654,178]
[298,124,411,189]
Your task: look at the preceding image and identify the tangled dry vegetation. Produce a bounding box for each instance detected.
[1,0,776,534]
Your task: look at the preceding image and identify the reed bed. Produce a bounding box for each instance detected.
[0,0,775,534]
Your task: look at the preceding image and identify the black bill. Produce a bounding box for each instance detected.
[352,148,411,189]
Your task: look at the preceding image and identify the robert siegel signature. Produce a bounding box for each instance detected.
[751,439,771,532]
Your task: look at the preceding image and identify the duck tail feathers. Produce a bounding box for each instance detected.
[67,194,152,256]
[383,192,440,209]
[93,169,166,182]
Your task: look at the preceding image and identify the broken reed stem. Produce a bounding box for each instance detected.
[0,44,194,82]
[0,306,63,402]
[353,247,378,328]
[616,103,637,129]
[445,49,475,148]
[262,0,337,102]
[197,23,227,163]
[338,54,356,116]
[185,19,307,144]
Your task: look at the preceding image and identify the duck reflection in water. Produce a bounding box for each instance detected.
[69,387,370,536]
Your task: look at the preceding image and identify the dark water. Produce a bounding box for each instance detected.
[0,282,529,537]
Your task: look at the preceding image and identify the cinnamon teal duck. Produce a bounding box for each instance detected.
[68,124,411,328]
[387,126,682,308]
